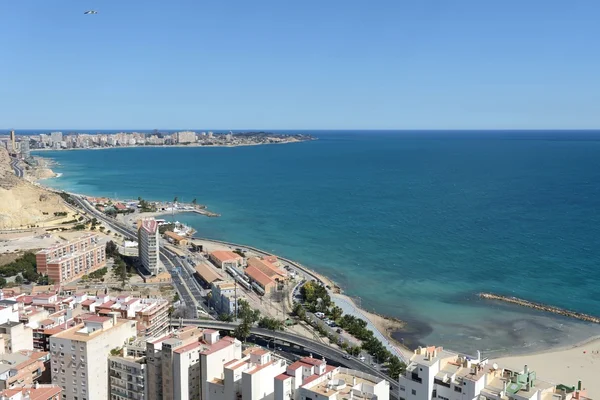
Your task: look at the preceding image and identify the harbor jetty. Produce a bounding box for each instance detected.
[479,292,600,324]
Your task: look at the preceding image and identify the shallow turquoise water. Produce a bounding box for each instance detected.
[35,131,600,356]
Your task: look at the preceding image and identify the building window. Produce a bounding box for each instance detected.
[454,387,462,393]
[400,386,406,391]
[412,390,416,395]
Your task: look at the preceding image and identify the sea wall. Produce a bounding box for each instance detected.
[479,292,600,324]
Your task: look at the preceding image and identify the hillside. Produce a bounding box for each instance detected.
[0,148,71,229]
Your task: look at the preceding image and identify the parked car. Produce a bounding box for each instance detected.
[315,312,325,319]
[358,356,365,361]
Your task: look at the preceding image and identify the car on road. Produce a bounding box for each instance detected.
[343,354,350,359]
[358,355,365,361]
[315,312,325,319]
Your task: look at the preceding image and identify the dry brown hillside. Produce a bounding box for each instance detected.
[0,147,71,229]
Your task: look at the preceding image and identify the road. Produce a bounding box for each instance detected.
[174,318,399,398]
[10,157,23,178]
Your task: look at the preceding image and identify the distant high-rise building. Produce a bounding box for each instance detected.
[176,131,197,144]
[20,140,30,159]
[138,219,161,275]
[50,131,63,145]
[9,130,15,152]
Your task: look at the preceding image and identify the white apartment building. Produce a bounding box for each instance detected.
[109,342,147,400]
[176,131,197,144]
[145,327,242,400]
[206,348,287,400]
[138,220,160,275]
[50,132,63,145]
[274,356,389,400]
[0,321,34,352]
[49,314,137,400]
[398,346,591,400]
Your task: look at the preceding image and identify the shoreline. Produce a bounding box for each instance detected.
[25,150,600,365]
[30,137,316,152]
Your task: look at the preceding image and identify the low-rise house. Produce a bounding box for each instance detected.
[209,251,245,269]
[164,231,188,246]
[244,266,276,295]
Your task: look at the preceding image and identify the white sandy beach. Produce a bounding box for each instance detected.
[493,337,600,399]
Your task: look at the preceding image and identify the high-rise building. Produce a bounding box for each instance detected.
[138,219,161,275]
[108,341,147,400]
[49,315,137,400]
[9,130,15,153]
[20,140,30,159]
[36,234,106,284]
[176,131,197,144]
[49,132,63,145]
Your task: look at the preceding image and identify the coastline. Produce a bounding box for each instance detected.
[26,149,600,370]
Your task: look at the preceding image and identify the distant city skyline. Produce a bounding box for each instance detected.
[2,0,600,129]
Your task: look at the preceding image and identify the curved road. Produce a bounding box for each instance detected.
[10,157,23,178]
[174,318,400,397]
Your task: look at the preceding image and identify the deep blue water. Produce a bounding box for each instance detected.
[34,131,600,356]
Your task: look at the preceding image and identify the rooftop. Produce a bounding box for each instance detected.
[195,263,223,284]
[245,265,275,287]
[210,250,243,263]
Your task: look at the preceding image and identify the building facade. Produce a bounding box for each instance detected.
[36,234,106,284]
[109,344,147,400]
[138,220,160,275]
[49,315,137,400]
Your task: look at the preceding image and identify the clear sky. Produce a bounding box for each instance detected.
[1,0,599,130]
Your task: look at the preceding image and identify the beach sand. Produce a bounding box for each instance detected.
[493,337,600,399]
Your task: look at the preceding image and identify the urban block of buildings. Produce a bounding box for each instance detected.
[35,234,106,284]
[398,346,591,400]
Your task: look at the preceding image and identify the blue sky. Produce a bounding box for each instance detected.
[1,0,599,130]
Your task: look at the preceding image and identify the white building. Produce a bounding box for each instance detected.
[398,346,591,400]
[50,132,63,145]
[109,342,147,400]
[145,326,242,400]
[49,314,137,400]
[176,131,197,144]
[205,348,287,400]
[138,219,161,275]
[0,321,34,353]
[274,356,389,400]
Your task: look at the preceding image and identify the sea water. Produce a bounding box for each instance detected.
[35,130,600,356]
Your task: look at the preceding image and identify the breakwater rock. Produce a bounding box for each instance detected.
[478,292,600,324]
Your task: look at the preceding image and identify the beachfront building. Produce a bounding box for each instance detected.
[145,326,242,400]
[49,315,137,400]
[398,346,591,400]
[0,350,50,390]
[164,231,187,246]
[138,219,161,275]
[209,251,245,270]
[35,234,106,284]
[176,131,197,144]
[244,265,276,295]
[274,356,389,400]
[246,257,287,281]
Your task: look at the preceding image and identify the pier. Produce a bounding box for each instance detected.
[478,292,600,324]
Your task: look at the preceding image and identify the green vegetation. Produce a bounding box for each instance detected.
[88,267,108,280]
[73,224,86,231]
[60,219,78,225]
[258,317,284,331]
[0,252,39,282]
[159,223,175,234]
[233,249,245,258]
[138,197,156,212]
[233,300,260,341]
[105,241,134,287]
[109,347,122,356]
[59,192,76,205]
[218,313,234,322]
[54,211,68,217]
[300,281,332,312]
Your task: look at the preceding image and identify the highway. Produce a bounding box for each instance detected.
[10,157,23,178]
[174,318,400,397]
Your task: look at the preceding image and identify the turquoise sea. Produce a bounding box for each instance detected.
[34,131,600,357]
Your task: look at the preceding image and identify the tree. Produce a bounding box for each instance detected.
[0,277,6,288]
[14,275,23,285]
[293,303,306,320]
[330,306,343,321]
[233,322,251,341]
[218,313,234,322]
[106,241,118,258]
[173,196,178,203]
[237,300,260,324]
[258,317,284,331]
[192,198,197,205]
[387,356,406,379]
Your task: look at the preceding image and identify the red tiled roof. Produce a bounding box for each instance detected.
[39,319,55,326]
[288,361,312,370]
[300,356,326,366]
[275,373,292,381]
[173,341,202,354]
[200,336,236,355]
[97,300,116,309]
[244,265,275,288]
[140,219,158,233]
[85,315,110,323]
[81,299,95,306]
[210,250,242,263]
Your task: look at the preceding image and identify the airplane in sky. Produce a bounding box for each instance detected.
[84,10,98,15]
